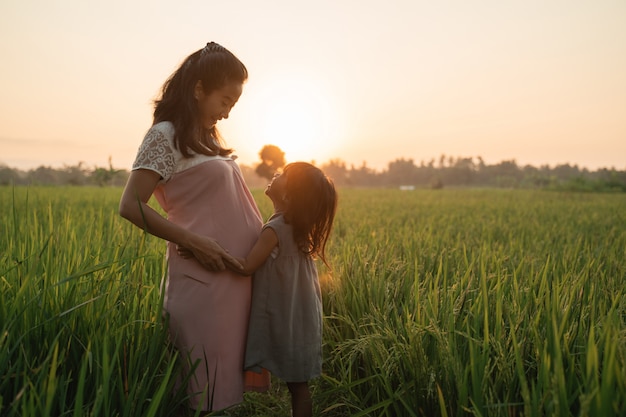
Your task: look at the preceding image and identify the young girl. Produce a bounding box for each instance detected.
[234,162,337,417]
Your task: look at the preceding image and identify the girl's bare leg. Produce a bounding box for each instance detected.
[287,381,312,417]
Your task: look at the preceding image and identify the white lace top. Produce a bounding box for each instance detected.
[132,121,234,182]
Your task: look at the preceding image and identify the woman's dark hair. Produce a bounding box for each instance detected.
[283,162,337,266]
[153,42,248,157]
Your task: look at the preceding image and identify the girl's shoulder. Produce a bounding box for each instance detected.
[263,213,290,236]
[264,213,295,242]
[265,213,286,226]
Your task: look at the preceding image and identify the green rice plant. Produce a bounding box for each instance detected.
[1,186,624,416]
[1,187,186,417]
[320,189,626,416]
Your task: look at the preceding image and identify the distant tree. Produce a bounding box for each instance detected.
[60,162,88,185]
[490,159,521,188]
[0,165,22,185]
[321,159,348,186]
[448,157,476,185]
[255,145,286,180]
[520,165,548,188]
[386,158,417,186]
[595,168,626,192]
[349,161,378,186]
[29,166,60,185]
[439,154,446,169]
[92,156,126,186]
[552,163,581,182]
[413,160,436,186]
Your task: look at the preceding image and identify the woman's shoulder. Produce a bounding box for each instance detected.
[141,121,176,150]
[132,121,179,180]
[149,121,175,137]
[139,121,177,153]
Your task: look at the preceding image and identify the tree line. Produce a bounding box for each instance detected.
[251,146,626,192]
[319,156,626,192]
[1,150,625,192]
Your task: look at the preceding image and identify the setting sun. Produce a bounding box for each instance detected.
[232,73,346,166]
[0,1,624,172]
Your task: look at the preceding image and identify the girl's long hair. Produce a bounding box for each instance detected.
[283,162,337,266]
[153,42,248,157]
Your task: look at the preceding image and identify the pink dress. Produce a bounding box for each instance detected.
[132,122,263,411]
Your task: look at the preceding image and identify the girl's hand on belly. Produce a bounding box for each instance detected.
[178,237,243,272]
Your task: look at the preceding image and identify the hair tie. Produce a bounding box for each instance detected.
[201,41,224,56]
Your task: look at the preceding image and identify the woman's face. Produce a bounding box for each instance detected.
[195,80,243,130]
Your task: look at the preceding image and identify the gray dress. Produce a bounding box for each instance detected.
[244,213,323,382]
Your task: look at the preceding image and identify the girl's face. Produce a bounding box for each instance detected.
[265,171,288,205]
[195,80,243,130]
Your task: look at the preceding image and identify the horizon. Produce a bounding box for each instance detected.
[1,1,625,172]
[1,149,623,173]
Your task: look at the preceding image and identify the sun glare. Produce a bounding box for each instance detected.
[241,74,345,165]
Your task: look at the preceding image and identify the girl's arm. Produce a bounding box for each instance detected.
[119,168,242,271]
[227,227,278,275]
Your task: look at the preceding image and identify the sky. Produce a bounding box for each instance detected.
[1,0,625,172]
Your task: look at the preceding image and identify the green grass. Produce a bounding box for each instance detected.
[1,187,625,416]
[320,189,626,417]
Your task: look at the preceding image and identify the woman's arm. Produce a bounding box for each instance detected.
[227,227,278,275]
[119,168,241,271]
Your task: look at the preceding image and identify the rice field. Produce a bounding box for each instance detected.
[1,186,625,416]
